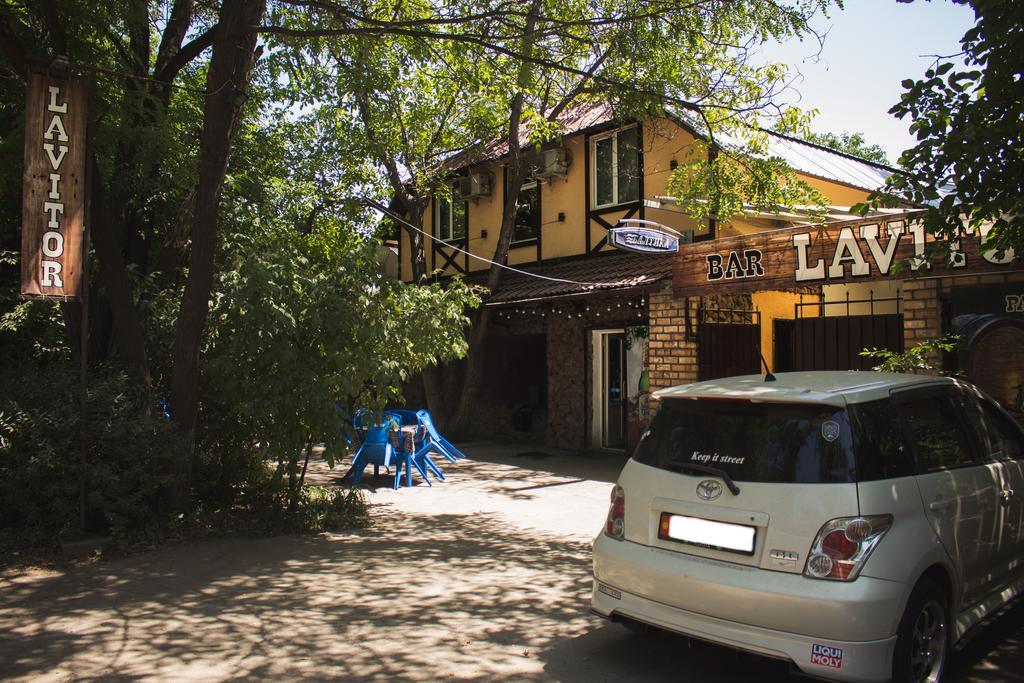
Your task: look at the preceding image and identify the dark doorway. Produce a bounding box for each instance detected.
[479,333,547,437]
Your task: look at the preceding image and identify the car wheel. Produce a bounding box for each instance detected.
[893,580,949,683]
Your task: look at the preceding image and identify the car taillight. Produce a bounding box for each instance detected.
[804,515,892,581]
[605,485,625,540]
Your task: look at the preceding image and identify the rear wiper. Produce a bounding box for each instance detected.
[663,461,741,496]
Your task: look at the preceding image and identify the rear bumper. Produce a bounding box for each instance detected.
[592,534,904,682]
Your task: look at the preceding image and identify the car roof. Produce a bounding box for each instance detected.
[652,371,954,406]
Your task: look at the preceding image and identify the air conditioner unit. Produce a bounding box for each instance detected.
[533,148,571,180]
[457,172,492,199]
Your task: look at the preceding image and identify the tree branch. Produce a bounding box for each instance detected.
[154,26,217,83]
[0,9,28,76]
[154,0,196,77]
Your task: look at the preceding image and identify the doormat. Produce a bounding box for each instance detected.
[515,451,555,459]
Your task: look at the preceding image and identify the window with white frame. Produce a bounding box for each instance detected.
[436,185,467,241]
[591,126,641,209]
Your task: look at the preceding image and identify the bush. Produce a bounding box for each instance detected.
[299,485,370,532]
[0,364,181,549]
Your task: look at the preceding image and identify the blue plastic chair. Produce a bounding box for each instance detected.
[416,409,467,462]
[385,409,420,426]
[347,426,395,487]
[385,410,444,486]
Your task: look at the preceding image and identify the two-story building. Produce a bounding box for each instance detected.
[394,102,1024,452]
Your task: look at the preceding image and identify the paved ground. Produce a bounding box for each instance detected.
[1,442,1022,681]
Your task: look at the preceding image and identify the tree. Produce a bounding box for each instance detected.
[802,130,891,166]
[246,0,847,436]
[0,0,490,510]
[860,0,1023,258]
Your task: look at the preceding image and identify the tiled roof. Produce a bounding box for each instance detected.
[480,250,673,306]
[440,101,618,171]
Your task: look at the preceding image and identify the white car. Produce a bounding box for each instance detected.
[591,371,1024,682]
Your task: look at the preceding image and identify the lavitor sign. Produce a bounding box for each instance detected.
[673,213,1020,296]
[20,71,89,299]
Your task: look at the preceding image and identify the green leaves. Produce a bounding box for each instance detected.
[860,334,960,374]
[666,139,830,225]
[199,223,480,469]
[870,0,1024,258]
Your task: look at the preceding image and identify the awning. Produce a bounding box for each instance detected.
[481,251,673,307]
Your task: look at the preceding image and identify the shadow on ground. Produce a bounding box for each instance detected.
[1,443,1022,682]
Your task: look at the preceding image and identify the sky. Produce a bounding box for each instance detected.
[760,0,976,165]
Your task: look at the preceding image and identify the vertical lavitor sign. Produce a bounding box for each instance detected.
[20,72,88,299]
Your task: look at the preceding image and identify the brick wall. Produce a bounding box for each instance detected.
[647,284,699,394]
[647,286,759,395]
[902,271,1024,374]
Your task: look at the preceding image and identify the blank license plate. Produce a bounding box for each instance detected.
[660,513,756,554]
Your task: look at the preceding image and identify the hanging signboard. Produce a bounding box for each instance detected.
[673,213,1020,296]
[609,220,685,254]
[20,71,89,299]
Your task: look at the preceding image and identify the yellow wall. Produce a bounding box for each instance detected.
[539,135,588,259]
[398,116,879,282]
[822,281,901,316]
[641,118,708,240]
[751,290,805,372]
[798,175,872,207]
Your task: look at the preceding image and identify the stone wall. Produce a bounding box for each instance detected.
[545,294,648,450]
[647,285,699,394]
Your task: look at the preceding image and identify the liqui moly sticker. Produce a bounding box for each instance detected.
[810,643,843,668]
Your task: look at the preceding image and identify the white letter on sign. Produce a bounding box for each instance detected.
[43,143,68,170]
[43,201,64,228]
[47,86,68,113]
[42,231,64,258]
[907,222,931,271]
[828,227,870,278]
[41,261,63,287]
[861,221,903,275]
[793,233,825,282]
[44,114,68,142]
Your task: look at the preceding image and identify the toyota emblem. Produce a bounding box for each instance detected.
[696,479,723,501]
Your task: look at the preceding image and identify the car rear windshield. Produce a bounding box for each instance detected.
[633,399,857,484]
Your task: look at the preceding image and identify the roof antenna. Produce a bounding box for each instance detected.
[758,350,776,382]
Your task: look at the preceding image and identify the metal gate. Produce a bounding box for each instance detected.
[698,307,761,381]
[776,293,904,372]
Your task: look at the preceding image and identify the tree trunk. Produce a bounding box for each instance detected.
[89,157,153,396]
[448,142,535,436]
[169,0,266,510]
[447,4,541,437]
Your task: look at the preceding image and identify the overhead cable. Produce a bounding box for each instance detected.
[361,197,645,288]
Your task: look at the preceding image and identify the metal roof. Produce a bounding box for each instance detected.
[435,102,901,194]
[668,109,900,193]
